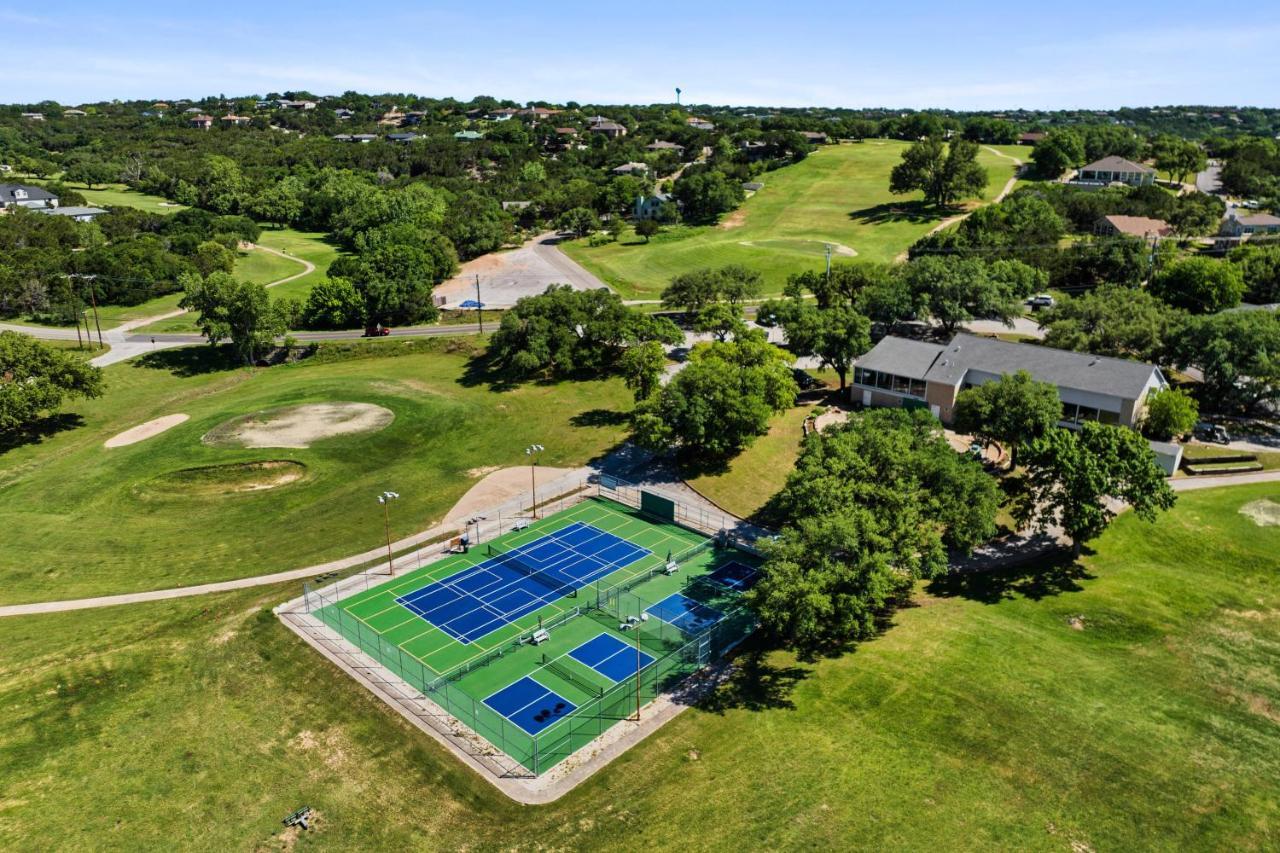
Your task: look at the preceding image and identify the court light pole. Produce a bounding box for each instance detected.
[378,491,400,574]
[525,444,544,519]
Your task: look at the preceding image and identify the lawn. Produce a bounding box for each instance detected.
[0,337,634,603]
[685,404,812,519]
[72,182,185,215]
[560,140,1025,299]
[254,227,342,304]
[0,483,1275,849]
[132,236,322,334]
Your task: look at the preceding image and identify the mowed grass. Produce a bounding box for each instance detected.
[685,404,812,519]
[254,227,342,304]
[72,182,185,215]
[560,140,1025,299]
[0,338,634,603]
[133,233,327,334]
[0,484,1275,850]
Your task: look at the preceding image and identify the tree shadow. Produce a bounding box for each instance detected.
[457,350,518,392]
[0,413,85,455]
[676,452,733,479]
[926,550,1096,605]
[569,408,630,428]
[695,641,810,714]
[848,200,953,225]
[132,346,241,377]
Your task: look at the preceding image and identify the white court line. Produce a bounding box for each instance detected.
[482,675,574,735]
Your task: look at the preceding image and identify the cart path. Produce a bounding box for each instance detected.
[892,146,1024,263]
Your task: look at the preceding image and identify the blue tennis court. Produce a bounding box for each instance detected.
[646,592,725,635]
[568,633,655,683]
[395,522,650,644]
[483,676,576,736]
[706,561,759,591]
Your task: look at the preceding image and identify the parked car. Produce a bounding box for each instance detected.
[1194,421,1231,444]
[1027,293,1055,309]
[362,325,391,337]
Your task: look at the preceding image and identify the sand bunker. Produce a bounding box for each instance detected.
[203,402,394,449]
[105,414,189,448]
[1239,499,1280,527]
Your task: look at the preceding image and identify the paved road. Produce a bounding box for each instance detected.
[1196,164,1223,194]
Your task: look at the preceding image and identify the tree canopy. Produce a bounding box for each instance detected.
[758,298,870,389]
[889,137,988,207]
[1039,285,1181,364]
[0,331,104,437]
[903,256,1044,333]
[1141,388,1199,441]
[1018,422,1176,554]
[750,408,1000,650]
[178,271,288,365]
[487,285,681,378]
[1166,310,1280,412]
[633,333,796,458]
[1150,257,1245,314]
[952,371,1062,466]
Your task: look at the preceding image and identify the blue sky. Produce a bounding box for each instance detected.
[3,1,1278,109]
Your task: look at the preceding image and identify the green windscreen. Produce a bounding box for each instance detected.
[639,490,676,523]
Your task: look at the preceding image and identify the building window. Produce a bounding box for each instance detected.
[1098,409,1120,425]
[910,379,926,397]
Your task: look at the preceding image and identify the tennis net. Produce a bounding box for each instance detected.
[541,654,603,697]
[486,544,569,597]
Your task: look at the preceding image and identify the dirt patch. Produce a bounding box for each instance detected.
[719,208,748,229]
[467,466,501,478]
[369,378,445,397]
[1067,615,1086,631]
[1239,498,1280,527]
[203,402,393,448]
[444,465,577,524]
[104,413,189,448]
[145,460,307,497]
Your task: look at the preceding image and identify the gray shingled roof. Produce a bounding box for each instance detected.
[855,337,945,379]
[856,334,1163,400]
[923,334,1162,399]
[37,206,107,217]
[0,183,58,204]
[1080,155,1155,174]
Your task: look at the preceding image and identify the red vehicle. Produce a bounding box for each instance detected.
[362,325,392,337]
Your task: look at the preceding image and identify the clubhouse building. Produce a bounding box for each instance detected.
[850,334,1168,431]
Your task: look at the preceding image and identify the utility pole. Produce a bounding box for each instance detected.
[824,243,833,290]
[633,622,643,721]
[475,274,483,334]
[84,277,103,348]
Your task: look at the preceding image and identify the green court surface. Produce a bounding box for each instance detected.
[311,496,758,773]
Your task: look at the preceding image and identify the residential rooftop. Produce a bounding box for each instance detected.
[857,333,1164,401]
